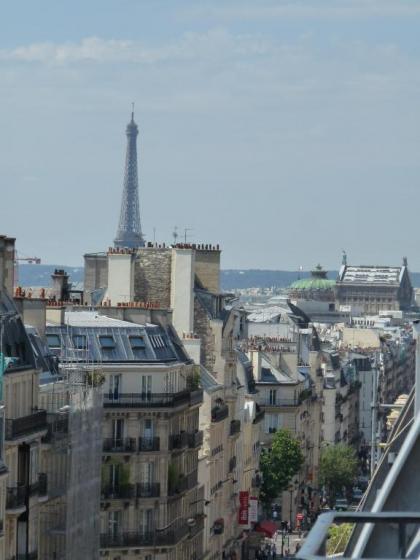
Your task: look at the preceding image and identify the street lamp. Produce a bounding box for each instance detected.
[190,498,211,506]
[288,479,299,528]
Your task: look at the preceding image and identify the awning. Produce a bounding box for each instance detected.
[255,521,277,538]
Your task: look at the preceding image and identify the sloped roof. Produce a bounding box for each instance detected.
[338,265,403,285]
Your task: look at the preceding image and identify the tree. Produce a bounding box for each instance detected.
[260,429,304,510]
[319,444,358,505]
[327,523,353,555]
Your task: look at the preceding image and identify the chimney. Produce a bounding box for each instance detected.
[51,269,70,301]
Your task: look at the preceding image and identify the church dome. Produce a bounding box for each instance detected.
[288,265,335,301]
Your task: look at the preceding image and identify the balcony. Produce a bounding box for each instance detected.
[103,438,136,453]
[138,437,160,452]
[168,470,198,496]
[102,484,135,500]
[43,413,69,443]
[229,420,241,437]
[169,432,188,451]
[253,406,265,424]
[5,410,47,440]
[261,398,299,408]
[298,511,420,559]
[188,430,203,449]
[6,485,26,511]
[17,552,38,560]
[190,389,204,406]
[136,482,160,498]
[103,390,191,409]
[100,522,189,548]
[211,404,229,423]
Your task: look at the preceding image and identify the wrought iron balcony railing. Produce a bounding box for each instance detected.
[102,438,136,453]
[101,484,135,500]
[103,390,191,408]
[211,404,229,423]
[136,482,160,498]
[168,470,198,496]
[169,432,188,450]
[6,485,26,510]
[189,389,204,406]
[100,522,189,548]
[138,436,160,451]
[6,410,47,440]
[188,430,203,448]
[229,419,241,436]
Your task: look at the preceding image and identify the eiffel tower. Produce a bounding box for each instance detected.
[114,107,145,248]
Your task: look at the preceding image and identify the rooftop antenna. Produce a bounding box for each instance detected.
[184,228,193,243]
[173,226,178,245]
[131,101,135,120]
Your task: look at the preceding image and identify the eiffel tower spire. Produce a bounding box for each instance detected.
[114,107,145,249]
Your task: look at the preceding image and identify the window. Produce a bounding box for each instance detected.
[73,334,87,349]
[265,413,281,434]
[141,375,152,398]
[99,335,115,349]
[129,336,146,349]
[107,511,121,537]
[109,374,121,399]
[112,418,124,446]
[269,389,277,405]
[46,334,61,349]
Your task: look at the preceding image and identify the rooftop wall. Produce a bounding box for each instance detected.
[0,236,15,294]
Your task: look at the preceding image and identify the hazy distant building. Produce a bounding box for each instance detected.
[336,256,414,315]
[288,265,336,316]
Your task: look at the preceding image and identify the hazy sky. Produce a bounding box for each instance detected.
[1,0,420,270]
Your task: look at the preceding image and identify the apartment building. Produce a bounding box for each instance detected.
[45,310,204,560]
[0,237,48,560]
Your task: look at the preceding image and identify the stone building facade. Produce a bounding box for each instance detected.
[336,260,414,315]
[45,310,204,560]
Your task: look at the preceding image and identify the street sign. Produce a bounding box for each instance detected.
[239,491,249,525]
[249,497,258,523]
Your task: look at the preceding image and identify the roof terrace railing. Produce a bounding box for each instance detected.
[297,511,420,560]
[104,390,191,408]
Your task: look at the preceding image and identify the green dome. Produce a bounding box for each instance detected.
[289,265,335,291]
[289,277,335,290]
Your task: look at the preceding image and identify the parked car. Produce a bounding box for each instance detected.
[335,497,349,511]
[357,475,369,491]
[351,487,364,503]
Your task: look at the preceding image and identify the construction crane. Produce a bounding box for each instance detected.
[14,252,41,286]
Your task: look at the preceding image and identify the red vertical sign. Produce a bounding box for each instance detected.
[238,491,249,525]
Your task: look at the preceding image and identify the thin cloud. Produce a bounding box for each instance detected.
[0,31,272,65]
[182,0,420,22]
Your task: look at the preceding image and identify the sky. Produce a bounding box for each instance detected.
[1,0,420,270]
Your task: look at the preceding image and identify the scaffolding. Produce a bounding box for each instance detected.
[39,326,103,560]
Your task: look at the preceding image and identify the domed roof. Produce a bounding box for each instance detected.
[289,265,335,291]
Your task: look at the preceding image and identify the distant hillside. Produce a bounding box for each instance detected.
[17,265,84,287]
[221,269,336,290]
[17,264,420,290]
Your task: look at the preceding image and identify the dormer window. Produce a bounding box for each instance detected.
[73,335,87,349]
[129,336,146,349]
[99,335,115,349]
[46,334,61,349]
